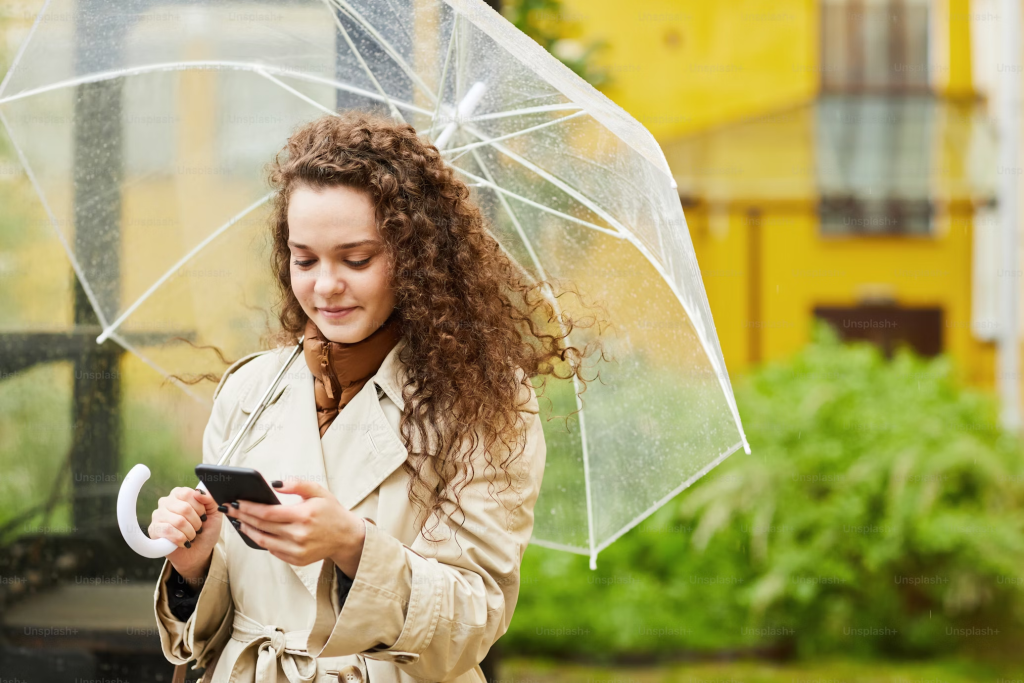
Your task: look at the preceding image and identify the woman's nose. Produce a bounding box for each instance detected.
[313,265,346,297]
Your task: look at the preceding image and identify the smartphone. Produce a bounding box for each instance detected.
[195,464,280,550]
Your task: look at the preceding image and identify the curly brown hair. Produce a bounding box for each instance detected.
[259,109,607,540]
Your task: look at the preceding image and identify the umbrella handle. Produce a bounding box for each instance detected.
[117,463,206,558]
[117,339,305,558]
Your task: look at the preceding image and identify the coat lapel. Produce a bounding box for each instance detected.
[322,335,410,509]
[320,383,409,511]
[241,337,411,599]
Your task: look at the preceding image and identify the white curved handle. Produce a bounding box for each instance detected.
[118,463,207,558]
[117,341,305,558]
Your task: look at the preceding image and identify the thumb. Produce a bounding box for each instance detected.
[272,477,328,500]
[193,486,220,515]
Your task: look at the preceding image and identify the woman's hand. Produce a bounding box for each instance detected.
[149,486,223,583]
[223,478,366,577]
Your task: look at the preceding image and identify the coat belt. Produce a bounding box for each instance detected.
[230,610,317,683]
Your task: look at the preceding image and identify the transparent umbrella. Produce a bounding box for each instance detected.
[0,0,750,568]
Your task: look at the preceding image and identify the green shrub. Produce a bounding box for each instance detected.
[508,321,1024,659]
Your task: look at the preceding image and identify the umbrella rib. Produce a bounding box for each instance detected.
[0,0,53,100]
[107,330,210,405]
[467,146,572,328]
[327,0,438,106]
[469,150,750,553]
[463,127,748,451]
[464,128,628,236]
[383,0,418,47]
[325,1,408,124]
[468,148,550,281]
[622,230,750,454]
[591,440,746,559]
[0,60,432,117]
[466,103,585,123]
[255,68,339,118]
[467,147,598,568]
[0,108,110,329]
[451,167,622,239]
[468,132,749,455]
[466,148,575,327]
[427,13,459,137]
[95,192,275,345]
[528,538,589,556]
[443,110,588,162]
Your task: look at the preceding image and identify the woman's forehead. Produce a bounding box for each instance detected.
[287,184,379,245]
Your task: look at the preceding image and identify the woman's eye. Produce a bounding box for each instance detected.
[346,259,371,267]
[292,259,316,267]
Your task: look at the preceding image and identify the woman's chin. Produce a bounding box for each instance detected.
[315,315,367,343]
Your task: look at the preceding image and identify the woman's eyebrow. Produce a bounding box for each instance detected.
[287,239,381,250]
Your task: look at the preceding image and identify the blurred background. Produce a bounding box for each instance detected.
[2,0,1024,681]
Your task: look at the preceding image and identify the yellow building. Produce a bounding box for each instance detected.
[561,0,999,388]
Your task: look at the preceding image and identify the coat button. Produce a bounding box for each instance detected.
[173,589,185,599]
[333,665,363,682]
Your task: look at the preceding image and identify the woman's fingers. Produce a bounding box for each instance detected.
[186,487,219,520]
[149,512,195,547]
[227,508,288,538]
[167,483,205,528]
[239,521,303,564]
[195,489,221,516]
[226,508,307,563]
[158,496,203,539]
[234,499,297,523]
[237,521,271,549]
[173,486,207,520]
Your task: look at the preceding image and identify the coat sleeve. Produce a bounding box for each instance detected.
[166,565,199,620]
[307,377,547,681]
[152,353,262,668]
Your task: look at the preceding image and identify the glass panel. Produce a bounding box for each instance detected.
[862,0,891,90]
[821,0,930,93]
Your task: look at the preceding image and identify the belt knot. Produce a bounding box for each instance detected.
[263,626,287,655]
[230,610,316,683]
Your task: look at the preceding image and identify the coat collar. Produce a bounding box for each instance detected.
[368,334,409,411]
[273,333,412,504]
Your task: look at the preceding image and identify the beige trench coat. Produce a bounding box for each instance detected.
[153,336,546,683]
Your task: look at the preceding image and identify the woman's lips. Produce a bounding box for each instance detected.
[319,306,357,319]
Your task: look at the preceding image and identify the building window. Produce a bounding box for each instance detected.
[814,304,943,357]
[821,0,930,94]
[815,95,936,236]
[819,196,932,235]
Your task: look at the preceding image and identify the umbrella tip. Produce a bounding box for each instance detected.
[589,554,597,571]
[743,440,751,455]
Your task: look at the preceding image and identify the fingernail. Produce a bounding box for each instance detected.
[271,480,282,488]
[230,519,241,528]
[217,505,228,513]
[200,514,208,522]
[184,540,191,549]
[196,527,203,534]
[230,501,240,509]
[195,488,204,495]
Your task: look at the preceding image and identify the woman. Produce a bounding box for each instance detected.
[148,111,602,683]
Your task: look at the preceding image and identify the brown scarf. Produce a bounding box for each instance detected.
[302,311,404,437]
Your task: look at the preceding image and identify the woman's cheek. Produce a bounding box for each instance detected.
[291,267,311,297]
[368,264,390,295]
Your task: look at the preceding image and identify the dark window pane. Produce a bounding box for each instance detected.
[814,305,943,357]
[821,0,929,93]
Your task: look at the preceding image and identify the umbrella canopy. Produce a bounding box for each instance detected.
[0,0,749,568]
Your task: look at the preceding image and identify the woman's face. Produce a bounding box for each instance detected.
[287,183,396,344]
